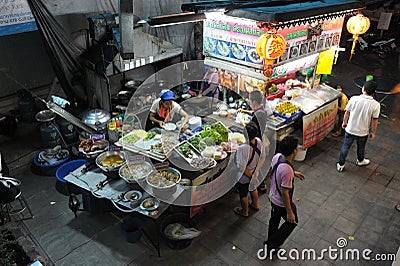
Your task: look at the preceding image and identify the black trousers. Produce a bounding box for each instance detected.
[266,202,298,248]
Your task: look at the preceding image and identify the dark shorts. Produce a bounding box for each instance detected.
[236,182,249,198]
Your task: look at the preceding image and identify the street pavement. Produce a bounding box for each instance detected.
[1,49,399,266]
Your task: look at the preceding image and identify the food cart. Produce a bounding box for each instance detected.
[181,0,363,149]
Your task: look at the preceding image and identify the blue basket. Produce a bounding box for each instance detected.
[56,159,87,183]
[33,149,70,168]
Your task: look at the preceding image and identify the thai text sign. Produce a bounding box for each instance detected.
[303,100,337,148]
[0,0,37,36]
[203,16,265,68]
[204,16,345,69]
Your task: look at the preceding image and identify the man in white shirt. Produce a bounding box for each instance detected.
[337,80,380,172]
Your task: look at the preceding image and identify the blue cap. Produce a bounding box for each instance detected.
[160,90,175,101]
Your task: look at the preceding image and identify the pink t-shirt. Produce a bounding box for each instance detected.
[269,153,294,207]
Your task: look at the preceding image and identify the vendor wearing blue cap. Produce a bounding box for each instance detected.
[147,90,189,131]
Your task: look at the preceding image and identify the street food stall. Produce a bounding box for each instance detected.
[43,0,373,254]
[180,0,364,150]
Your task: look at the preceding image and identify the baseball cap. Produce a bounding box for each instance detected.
[160,90,175,101]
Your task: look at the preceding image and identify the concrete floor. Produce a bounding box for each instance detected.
[1,50,399,266]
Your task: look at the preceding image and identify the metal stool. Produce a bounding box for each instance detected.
[0,177,34,224]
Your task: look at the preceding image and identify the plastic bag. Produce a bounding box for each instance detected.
[163,223,201,240]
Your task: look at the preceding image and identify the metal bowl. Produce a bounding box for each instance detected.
[119,161,153,184]
[146,167,181,190]
[95,150,126,172]
[35,110,56,123]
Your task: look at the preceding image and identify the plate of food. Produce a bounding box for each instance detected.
[79,139,109,158]
[204,37,216,53]
[325,37,332,48]
[231,43,246,60]
[289,46,299,59]
[163,122,177,131]
[332,34,340,46]
[120,129,147,145]
[280,48,289,61]
[317,38,324,50]
[124,190,142,201]
[217,41,230,57]
[300,43,308,55]
[189,156,216,169]
[308,41,316,53]
[140,197,160,211]
[247,48,263,64]
[146,167,181,189]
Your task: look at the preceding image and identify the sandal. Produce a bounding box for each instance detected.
[396,204,400,212]
[234,207,248,217]
[332,131,342,137]
[249,203,260,212]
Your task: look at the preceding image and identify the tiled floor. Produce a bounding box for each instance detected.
[2,51,399,265]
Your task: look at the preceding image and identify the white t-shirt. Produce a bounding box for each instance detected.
[150,98,182,121]
[345,94,380,137]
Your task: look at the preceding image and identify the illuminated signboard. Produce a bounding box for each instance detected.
[203,16,345,68]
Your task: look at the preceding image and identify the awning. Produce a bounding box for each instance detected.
[182,0,363,22]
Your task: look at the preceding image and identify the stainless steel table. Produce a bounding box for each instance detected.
[64,165,172,256]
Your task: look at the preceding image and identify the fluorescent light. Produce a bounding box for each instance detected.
[140,12,206,27]
[204,11,225,20]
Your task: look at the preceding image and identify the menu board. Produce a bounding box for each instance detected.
[276,17,345,63]
[0,0,37,36]
[203,16,345,68]
[203,16,265,69]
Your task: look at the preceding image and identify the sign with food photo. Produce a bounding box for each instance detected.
[203,16,264,68]
[276,16,345,63]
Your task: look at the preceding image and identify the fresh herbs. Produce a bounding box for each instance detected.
[178,143,194,159]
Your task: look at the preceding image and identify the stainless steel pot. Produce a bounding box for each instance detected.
[81,109,110,132]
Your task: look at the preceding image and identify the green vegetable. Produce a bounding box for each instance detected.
[189,135,202,151]
[144,131,157,141]
[200,128,222,144]
[179,143,193,159]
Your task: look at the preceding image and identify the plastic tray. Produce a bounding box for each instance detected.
[273,110,302,123]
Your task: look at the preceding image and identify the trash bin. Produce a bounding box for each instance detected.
[121,217,144,244]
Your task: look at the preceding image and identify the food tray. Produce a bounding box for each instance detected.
[119,129,147,146]
[134,137,160,151]
[175,141,201,164]
[273,110,302,124]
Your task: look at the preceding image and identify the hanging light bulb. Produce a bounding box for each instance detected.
[346,13,370,60]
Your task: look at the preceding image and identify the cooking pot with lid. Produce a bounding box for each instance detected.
[81,109,110,132]
[124,80,142,91]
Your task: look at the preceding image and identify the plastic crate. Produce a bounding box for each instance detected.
[273,110,302,124]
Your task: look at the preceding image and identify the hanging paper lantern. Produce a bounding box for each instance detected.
[346,14,370,60]
[256,32,286,79]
